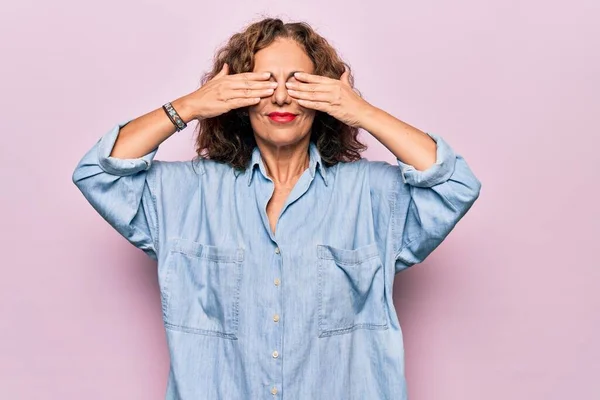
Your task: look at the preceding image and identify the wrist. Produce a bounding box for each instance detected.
[171,95,198,123]
[357,104,379,131]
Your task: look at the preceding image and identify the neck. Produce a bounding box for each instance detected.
[256,136,311,187]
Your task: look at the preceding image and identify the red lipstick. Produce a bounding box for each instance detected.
[268,112,297,123]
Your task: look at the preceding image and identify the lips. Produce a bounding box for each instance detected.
[268,112,297,123]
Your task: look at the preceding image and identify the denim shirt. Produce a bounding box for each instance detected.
[72,120,481,400]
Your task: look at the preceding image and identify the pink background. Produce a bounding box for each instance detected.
[1,1,599,399]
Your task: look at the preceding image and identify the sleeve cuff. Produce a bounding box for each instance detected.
[396,132,457,187]
[97,119,159,176]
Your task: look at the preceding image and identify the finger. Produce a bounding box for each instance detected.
[296,99,329,112]
[285,81,328,92]
[293,72,332,84]
[228,97,261,109]
[231,71,273,82]
[287,89,331,102]
[215,63,229,79]
[229,80,278,90]
[230,87,275,98]
[228,72,273,91]
[340,65,351,86]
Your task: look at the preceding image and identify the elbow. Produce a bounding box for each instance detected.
[71,161,88,188]
[453,156,482,208]
[447,174,481,217]
[458,175,482,215]
[71,164,82,187]
[71,165,81,186]
[469,176,482,203]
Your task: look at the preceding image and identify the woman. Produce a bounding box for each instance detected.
[73,17,481,400]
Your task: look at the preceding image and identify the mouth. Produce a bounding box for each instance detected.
[268,112,297,123]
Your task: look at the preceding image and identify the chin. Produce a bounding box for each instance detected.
[257,129,309,147]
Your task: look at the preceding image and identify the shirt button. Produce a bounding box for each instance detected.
[271,387,278,395]
[274,278,280,286]
[274,247,280,254]
[273,314,280,322]
[272,350,279,358]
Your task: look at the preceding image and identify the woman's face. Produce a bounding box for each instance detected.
[249,38,316,148]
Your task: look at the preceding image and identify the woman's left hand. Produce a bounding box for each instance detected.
[286,68,373,128]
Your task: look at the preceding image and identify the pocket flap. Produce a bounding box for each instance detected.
[317,242,379,265]
[170,238,244,263]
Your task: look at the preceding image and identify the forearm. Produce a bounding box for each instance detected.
[358,106,437,171]
[110,95,196,159]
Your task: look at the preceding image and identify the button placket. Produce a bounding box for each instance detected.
[269,243,283,394]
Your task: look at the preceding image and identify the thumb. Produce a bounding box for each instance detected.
[340,65,350,86]
[216,63,229,78]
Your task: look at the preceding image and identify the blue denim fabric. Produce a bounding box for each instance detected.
[72,120,481,399]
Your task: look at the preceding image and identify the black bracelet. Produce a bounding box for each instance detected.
[162,102,187,131]
[162,104,177,126]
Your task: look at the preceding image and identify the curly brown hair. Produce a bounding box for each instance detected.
[194,17,367,170]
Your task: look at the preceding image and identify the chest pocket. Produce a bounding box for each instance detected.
[162,238,244,340]
[317,242,388,337]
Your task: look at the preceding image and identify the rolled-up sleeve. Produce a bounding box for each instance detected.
[96,120,158,176]
[369,132,481,273]
[393,132,481,272]
[72,120,160,260]
[396,132,457,187]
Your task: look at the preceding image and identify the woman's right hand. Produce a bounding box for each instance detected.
[188,63,277,119]
[107,64,275,160]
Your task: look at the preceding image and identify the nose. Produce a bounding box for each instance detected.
[271,79,292,106]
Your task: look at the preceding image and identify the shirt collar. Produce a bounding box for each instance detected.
[246,141,328,186]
